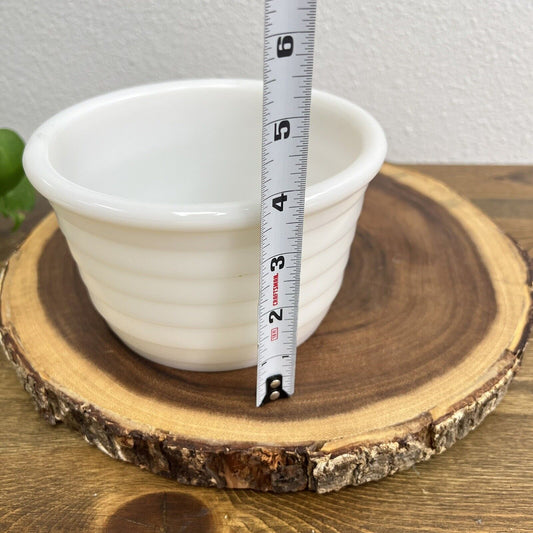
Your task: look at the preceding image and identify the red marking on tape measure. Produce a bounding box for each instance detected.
[272,273,279,306]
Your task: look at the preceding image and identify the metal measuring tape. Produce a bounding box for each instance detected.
[256,0,317,406]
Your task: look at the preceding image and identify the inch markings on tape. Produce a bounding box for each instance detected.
[257,0,317,407]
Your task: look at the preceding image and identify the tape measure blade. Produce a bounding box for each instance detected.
[257,0,316,407]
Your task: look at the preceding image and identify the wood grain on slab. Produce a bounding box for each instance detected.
[0,165,532,531]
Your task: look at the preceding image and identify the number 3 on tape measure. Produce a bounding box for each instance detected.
[270,256,285,271]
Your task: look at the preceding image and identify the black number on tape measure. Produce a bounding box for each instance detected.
[274,120,291,141]
[277,35,294,58]
[270,255,285,271]
[272,192,288,212]
[269,309,283,323]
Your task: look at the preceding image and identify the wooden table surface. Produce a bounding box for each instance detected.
[1,165,532,532]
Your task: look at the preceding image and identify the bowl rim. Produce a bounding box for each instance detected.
[23,79,387,230]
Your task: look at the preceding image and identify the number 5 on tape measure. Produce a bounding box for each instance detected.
[256,0,317,407]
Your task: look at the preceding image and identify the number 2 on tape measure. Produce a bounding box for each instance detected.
[256,0,317,407]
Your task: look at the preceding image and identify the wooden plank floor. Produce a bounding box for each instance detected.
[1,165,532,532]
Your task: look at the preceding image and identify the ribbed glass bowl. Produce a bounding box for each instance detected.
[23,79,386,371]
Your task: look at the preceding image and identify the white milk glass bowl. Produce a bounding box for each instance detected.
[23,79,386,371]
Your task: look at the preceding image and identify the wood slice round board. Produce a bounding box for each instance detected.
[1,164,531,494]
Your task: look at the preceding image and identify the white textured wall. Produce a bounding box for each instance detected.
[1,0,532,163]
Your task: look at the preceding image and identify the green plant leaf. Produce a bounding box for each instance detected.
[0,175,35,230]
[0,129,25,196]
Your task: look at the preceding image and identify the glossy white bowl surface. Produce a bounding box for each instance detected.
[23,79,386,371]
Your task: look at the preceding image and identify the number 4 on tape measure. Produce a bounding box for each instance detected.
[256,0,317,407]
[272,193,287,211]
